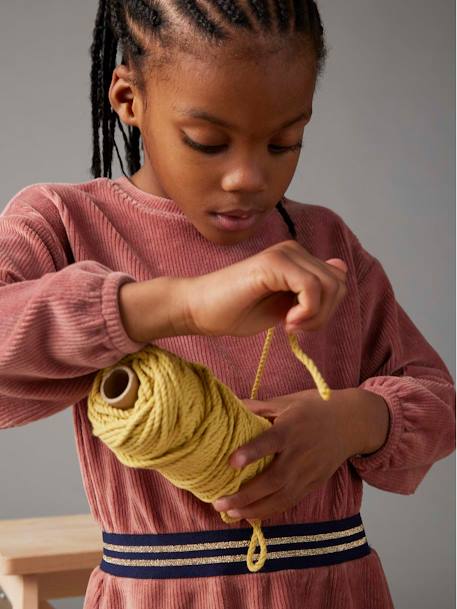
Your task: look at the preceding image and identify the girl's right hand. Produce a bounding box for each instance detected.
[183,240,348,337]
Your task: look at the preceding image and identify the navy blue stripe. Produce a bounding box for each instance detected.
[102,513,364,547]
[103,530,367,561]
[99,513,370,579]
[100,543,371,579]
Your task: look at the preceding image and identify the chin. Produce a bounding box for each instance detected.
[207,227,257,246]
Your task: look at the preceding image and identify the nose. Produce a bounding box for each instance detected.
[221,159,268,194]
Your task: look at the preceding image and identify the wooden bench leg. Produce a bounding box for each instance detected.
[0,577,56,609]
[0,575,40,609]
[0,586,12,609]
[1,567,92,608]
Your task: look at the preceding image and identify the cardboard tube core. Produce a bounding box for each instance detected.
[100,365,139,410]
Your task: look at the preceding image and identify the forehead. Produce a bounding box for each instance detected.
[146,40,316,131]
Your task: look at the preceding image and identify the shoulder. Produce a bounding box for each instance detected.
[2,177,111,220]
[1,178,112,267]
[2,177,114,240]
[283,196,376,280]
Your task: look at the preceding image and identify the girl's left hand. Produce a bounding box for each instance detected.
[212,388,360,521]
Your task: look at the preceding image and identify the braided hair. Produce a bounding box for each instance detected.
[89,0,328,239]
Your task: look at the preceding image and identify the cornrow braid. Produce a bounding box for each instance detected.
[272,0,290,32]
[292,0,307,31]
[90,0,327,238]
[247,0,272,29]
[174,1,225,37]
[209,0,253,29]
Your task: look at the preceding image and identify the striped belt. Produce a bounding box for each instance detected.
[100,512,371,579]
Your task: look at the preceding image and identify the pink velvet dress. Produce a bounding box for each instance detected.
[0,175,454,608]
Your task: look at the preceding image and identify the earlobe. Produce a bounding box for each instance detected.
[108,65,139,128]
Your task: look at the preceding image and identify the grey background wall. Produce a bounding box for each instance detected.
[0,1,454,608]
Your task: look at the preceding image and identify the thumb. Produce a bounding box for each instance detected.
[241,398,289,421]
[325,258,348,274]
[230,426,284,468]
[241,398,274,417]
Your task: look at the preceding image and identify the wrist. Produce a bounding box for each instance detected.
[119,276,197,342]
[337,388,390,458]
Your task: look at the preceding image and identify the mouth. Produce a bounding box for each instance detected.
[208,211,260,231]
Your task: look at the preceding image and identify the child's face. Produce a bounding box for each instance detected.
[110,43,316,245]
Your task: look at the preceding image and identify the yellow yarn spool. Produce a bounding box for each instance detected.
[87,326,331,572]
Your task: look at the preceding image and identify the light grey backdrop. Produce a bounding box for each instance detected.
[0,2,455,608]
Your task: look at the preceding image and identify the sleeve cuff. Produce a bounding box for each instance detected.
[101,272,149,356]
[349,376,405,472]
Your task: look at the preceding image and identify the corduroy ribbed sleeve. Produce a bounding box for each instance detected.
[348,248,456,495]
[0,199,148,430]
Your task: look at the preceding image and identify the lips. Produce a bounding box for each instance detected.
[213,209,258,218]
[209,211,260,231]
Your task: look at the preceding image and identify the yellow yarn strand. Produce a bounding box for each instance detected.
[87,325,331,573]
[241,326,331,571]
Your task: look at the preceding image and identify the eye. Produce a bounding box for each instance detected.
[269,141,303,154]
[182,134,226,155]
[182,133,303,156]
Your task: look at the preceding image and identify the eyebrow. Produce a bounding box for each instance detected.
[176,107,312,131]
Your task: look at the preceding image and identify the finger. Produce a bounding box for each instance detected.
[285,270,323,324]
[241,398,290,418]
[325,258,348,275]
[286,261,347,331]
[241,399,272,416]
[263,247,323,323]
[223,474,325,520]
[214,459,285,512]
[276,247,347,331]
[285,280,332,332]
[226,489,286,520]
[282,240,348,285]
[229,425,285,468]
[300,281,343,331]
[313,271,347,329]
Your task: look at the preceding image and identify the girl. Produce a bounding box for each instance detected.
[0,1,455,608]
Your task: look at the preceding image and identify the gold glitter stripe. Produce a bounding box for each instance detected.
[102,536,368,567]
[103,524,364,554]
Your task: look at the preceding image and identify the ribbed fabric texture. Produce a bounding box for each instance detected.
[0,175,455,609]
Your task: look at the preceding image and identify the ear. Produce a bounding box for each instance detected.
[108,64,143,128]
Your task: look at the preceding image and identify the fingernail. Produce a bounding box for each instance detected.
[234,454,247,468]
[288,313,302,325]
[213,498,228,510]
[227,509,241,518]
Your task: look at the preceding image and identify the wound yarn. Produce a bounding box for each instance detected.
[87,326,331,572]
